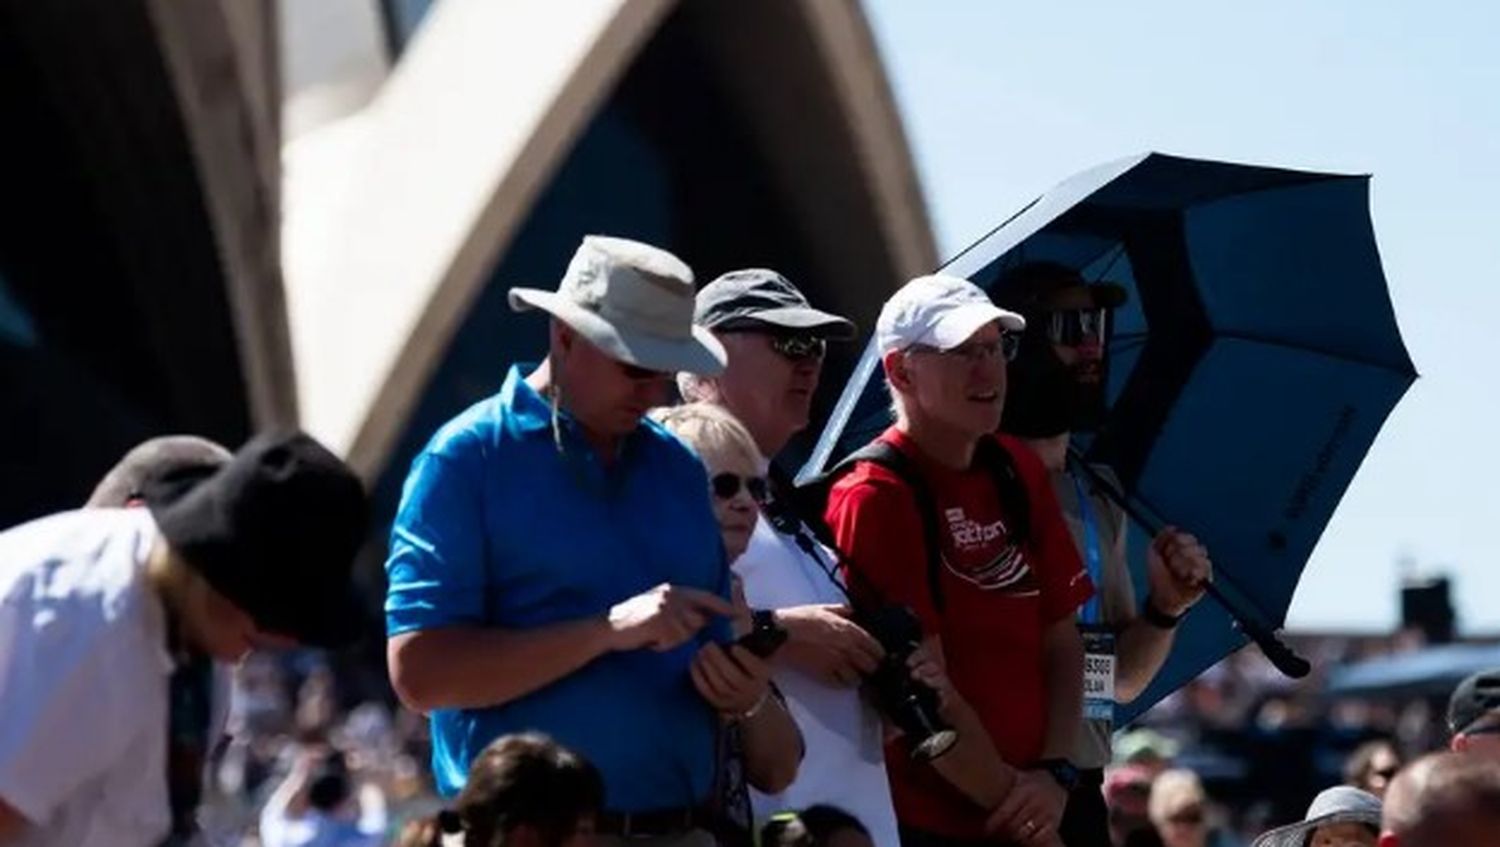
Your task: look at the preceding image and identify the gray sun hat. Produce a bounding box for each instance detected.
[508,235,727,376]
[1249,786,1382,847]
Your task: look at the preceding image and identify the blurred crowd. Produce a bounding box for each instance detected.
[184,628,1497,847]
[196,654,441,846]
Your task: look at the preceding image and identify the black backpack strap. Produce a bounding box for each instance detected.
[974,437,1031,548]
[825,441,947,613]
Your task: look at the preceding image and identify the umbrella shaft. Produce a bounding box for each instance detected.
[1065,450,1311,679]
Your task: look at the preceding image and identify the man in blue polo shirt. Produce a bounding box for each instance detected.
[386,236,785,847]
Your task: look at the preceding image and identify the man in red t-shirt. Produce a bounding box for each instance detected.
[825,274,1094,847]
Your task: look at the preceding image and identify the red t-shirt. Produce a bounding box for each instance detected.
[824,427,1094,838]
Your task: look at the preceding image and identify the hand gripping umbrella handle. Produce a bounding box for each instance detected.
[1066,453,1312,680]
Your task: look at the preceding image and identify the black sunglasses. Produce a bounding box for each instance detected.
[1043,308,1108,347]
[768,333,826,362]
[711,472,768,502]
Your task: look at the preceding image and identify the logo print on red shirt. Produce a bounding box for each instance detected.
[942,507,1039,595]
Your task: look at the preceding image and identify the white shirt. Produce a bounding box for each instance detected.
[733,515,900,847]
[0,509,177,847]
[259,806,385,847]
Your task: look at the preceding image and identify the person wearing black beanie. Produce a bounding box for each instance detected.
[0,430,369,847]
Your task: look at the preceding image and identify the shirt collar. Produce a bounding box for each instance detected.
[500,363,553,436]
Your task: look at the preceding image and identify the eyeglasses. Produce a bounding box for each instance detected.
[768,333,826,362]
[711,472,768,502]
[908,333,1021,363]
[1042,308,1108,347]
[1460,721,1500,737]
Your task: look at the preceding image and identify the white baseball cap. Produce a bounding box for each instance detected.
[875,274,1025,354]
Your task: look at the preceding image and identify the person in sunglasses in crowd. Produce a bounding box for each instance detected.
[649,402,806,846]
[826,275,1095,847]
[1345,740,1403,799]
[1141,770,1229,847]
[677,270,899,847]
[994,261,1212,847]
[385,237,794,847]
[1447,670,1500,759]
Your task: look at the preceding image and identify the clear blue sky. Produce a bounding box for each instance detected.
[864,0,1500,633]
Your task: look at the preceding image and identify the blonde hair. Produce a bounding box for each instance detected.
[145,542,221,635]
[1149,768,1207,825]
[675,370,718,403]
[649,403,764,470]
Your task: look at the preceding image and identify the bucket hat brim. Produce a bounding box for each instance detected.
[1250,810,1383,847]
[510,287,727,376]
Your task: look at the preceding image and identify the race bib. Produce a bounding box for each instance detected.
[1081,625,1116,724]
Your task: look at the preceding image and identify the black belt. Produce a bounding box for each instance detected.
[597,807,707,839]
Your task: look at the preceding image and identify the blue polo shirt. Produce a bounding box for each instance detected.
[385,365,731,809]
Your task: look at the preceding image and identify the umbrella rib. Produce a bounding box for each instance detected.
[1210,329,1416,375]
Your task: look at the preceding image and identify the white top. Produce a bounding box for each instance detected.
[0,509,177,847]
[733,514,900,847]
[259,801,386,847]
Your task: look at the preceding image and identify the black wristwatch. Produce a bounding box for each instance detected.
[1142,596,1184,630]
[736,608,789,658]
[1032,758,1080,793]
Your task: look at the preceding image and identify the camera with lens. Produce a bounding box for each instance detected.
[855,604,957,761]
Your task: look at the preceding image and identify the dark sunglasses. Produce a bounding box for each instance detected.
[711,472,768,502]
[909,332,1021,363]
[1043,308,1108,347]
[768,333,826,362]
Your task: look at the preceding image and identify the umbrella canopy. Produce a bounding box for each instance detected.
[803,152,1416,721]
[1326,643,1500,700]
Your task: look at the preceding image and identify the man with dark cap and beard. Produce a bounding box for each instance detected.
[0,431,370,847]
[995,262,1212,847]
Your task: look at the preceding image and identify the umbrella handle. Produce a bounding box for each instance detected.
[1066,452,1313,680]
[1202,582,1312,679]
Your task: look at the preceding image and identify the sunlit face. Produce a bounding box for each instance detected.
[714,331,825,455]
[1156,803,1207,847]
[1309,822,1378,847]
[897,321,1010,439]
[1363,746,1402,797]
[557,326,673,439]
[698,443,763,563]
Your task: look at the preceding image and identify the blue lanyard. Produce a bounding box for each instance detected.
[1071,471,1104,625]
